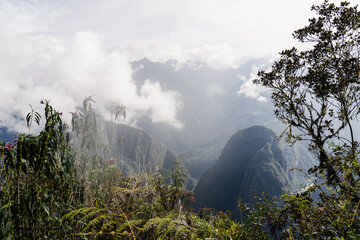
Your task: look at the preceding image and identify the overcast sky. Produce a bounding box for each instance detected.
[1,0,318,66]
[0,0,358,132]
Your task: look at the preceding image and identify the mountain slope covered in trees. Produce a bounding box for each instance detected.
[93,120,177,175]
[193,126,290,219]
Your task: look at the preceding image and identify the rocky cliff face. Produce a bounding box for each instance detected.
[193,126,290,217]
[96,120,178,175]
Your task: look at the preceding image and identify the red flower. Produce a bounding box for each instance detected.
[108,157,117,164]
[5,142,12,148]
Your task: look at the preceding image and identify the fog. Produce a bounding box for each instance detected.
[0,31,182,133]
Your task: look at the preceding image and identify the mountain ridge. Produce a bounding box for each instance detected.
[193,126,291,219]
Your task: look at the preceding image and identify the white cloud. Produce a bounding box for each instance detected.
[1,0,358,71]
[0,27,183,132]
[2,0,358,68]
[237,65,269,102]
[0,0,319,68]
[140,80,183,129]
[152,44,237,70]
[207,84,226,96]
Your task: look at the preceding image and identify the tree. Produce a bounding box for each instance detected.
[254,1,360,237]
[255,0,360,193]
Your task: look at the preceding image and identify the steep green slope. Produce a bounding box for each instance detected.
[193,126,290,218]
[72,119,178,175]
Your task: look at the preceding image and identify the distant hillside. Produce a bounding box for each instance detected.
[281,141,318,192]
[0,127,17,143]
[131,58,274,155]
[130,58,318,190]
[193,126,291,219]
[92,119,178,175]
[131,58,280,182]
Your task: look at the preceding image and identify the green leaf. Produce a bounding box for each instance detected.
[42,202,50,217]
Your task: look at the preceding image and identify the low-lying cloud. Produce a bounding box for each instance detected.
[0,30,183,133]
[153,44,237,70]
[237,65,269,102]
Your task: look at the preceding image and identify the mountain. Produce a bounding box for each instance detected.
[0,119,178,176]
[91,119,178,175]
[0,58,317,190]
[130,58,318,190]
[131,58,276,154]
[281,141,318,192]
[193,126,291,218]
[131,58,276,174]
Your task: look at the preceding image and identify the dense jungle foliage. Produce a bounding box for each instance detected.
[0,99,274,239]
[1,1,360,239]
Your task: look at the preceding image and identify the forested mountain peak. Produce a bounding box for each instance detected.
[193,126,290,219]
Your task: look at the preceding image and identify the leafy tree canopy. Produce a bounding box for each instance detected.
[255,0,360,190]
[254,2,360,237]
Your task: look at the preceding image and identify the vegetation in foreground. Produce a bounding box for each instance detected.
[0,99,273,239]
[1,1,360,239]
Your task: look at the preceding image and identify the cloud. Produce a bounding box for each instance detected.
[2,0,358,133]
[0,28,183,132]
[2,0,358,73]
[206,84,226,96]
[139,80,183,129]
[152,44,237,70]
[51,0,316,65]
[237,65,269,102]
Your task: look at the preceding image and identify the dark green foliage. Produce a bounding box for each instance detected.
[61,160,195,239]
[0,98,325,239]
[0,100,80,239]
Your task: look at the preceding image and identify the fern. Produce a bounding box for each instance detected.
[83,213,108,231]
[62,207,98,222]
